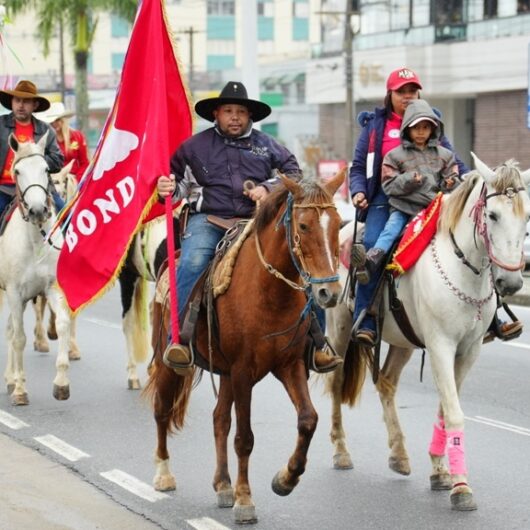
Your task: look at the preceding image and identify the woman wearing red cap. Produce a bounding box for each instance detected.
[349,67,468,346]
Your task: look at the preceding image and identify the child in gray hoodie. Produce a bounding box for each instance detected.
[354,99,459,284]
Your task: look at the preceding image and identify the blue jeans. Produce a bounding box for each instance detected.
[353,190,390,332]
[373,209,409,253]
[177,213,225,323]
[0,189,13,218]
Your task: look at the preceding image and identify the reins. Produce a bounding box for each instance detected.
[449,183,526,275]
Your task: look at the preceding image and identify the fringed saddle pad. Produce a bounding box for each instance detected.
[212,219,255,298]
[388,192,443,275]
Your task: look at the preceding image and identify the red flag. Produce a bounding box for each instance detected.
[57,0,192,313]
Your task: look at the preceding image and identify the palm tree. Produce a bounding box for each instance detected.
[5,0,138,134]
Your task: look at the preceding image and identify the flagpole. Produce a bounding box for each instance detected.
[164,196,179,344]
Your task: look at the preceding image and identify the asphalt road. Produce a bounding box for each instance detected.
[1,282,530,530]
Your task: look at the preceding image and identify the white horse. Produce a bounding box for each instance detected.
[32,159,81,359]
[0,133,72,405]
[325,154,530,511]
[117,215,179,389]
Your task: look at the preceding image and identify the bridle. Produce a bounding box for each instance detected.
[12,152,53,223]
[255,192,339,318]
[450,183,526,275]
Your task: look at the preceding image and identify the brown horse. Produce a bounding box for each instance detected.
[144,170,345,524]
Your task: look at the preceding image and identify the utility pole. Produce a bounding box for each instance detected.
[178,26,201,97]
[317,1,359,159]
[240,0,260,128]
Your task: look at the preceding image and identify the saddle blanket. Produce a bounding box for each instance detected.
[389,192,443,275]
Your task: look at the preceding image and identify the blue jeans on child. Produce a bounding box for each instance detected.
[373,209,409,253]
[353,190,390,333]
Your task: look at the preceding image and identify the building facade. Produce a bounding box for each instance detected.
[309,0,530,169]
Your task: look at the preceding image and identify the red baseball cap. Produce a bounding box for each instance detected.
[386,67,422,91]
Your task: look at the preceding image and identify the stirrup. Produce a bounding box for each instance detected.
[163,343,194,376]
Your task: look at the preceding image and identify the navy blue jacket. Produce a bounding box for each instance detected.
[349,106,468,222]
[171,126,300,218]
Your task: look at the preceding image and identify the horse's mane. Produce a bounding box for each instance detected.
[439,160,526,234]
[254,176,333,233]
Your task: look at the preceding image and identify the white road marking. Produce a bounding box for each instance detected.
[506,341,530,350]
[34,434,90,462]
[466,415,530,436]
[0,409,29,429]
[187,517,232,530]
[82,316,122,329]
[100,469,169,502]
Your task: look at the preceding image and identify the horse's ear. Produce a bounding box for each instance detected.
[8,133,19,153]
[280,174,303,197]
[471,151,496,183]
[519,168,530,187]
[322,167,347,197]
[37,130,49,151]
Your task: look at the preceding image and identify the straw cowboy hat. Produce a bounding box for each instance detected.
[36,101,75,123]
[0,80,51,112]
[195,81,271,122]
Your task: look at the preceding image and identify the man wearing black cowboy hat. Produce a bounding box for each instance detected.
[157,81,342,374]
[0,80,64,218]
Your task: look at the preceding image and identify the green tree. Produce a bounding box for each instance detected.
[5,0,138,134]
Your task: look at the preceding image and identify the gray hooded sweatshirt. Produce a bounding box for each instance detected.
[381,99,459,217]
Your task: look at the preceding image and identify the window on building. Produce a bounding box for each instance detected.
[292,0,309,18]
[111,52,125,72]
[207,0,235,15]
[431,0,466,25]
[258,0,274,17]
[483,0,497,18]
[111,15,130,38]
[518,0,530,13]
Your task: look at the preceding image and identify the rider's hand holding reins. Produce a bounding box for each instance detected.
[352,192,368,210]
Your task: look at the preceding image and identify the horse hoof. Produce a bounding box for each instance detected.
[389,456,411,476]
[53,384,70,400]
[217,487,234,508]
[34,342,49,353]
[430,473,452,491]
[6,383,15,395]
[128,378,141,390]
[450,485,478,511]
[11,392,29,406]
[333,453,354,470]
[233,503,257,524]
[47,330,58,341]
[153,474,176,491]
[68,350,81,361]
[271,469,298,496]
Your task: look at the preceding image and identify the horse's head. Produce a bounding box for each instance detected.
[281,168,346,308]
[51,159,77,201]
[10,131,52,225]
[471,152,530,296]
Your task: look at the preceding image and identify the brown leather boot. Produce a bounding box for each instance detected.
[313,346,343,373]
[163,343,194,375]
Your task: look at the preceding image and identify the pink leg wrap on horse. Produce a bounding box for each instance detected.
[429,417,446,456]
[447,430,467,476]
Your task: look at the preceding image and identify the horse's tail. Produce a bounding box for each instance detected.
[340,340,372,407]
[131,277,150,364]
[142,296,196,432]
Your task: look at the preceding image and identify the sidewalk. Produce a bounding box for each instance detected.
[0,433,161,530]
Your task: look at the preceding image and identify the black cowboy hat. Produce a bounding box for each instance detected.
[195,81,271,122]
[0,80,51,112]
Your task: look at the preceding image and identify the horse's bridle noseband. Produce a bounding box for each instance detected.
[13,152,53,222]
